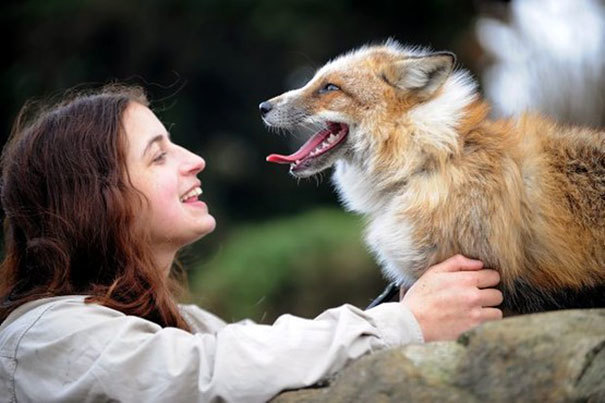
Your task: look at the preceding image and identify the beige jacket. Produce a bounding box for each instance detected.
[0,295,423,403]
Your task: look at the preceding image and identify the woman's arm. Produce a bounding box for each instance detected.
[9,297,421,403]
[7,254,501,403]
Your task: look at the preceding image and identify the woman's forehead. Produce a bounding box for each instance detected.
[123,102,167,146]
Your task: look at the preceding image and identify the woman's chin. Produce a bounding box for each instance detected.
[190,214,217,242]
[164,214,217,250]
[202,215,217,235]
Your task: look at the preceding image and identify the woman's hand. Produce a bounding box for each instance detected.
[400,254,503,342]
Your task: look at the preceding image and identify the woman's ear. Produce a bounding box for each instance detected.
[382,52,456,99]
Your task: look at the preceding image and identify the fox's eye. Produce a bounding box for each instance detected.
[319,83,340,94]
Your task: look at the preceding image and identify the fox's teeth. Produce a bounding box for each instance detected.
[180,187,202,202]
[300,131,342,162]
[308,140,333,158]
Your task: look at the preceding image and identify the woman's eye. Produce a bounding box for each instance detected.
[319,83,340,94]
[153,151,167,163]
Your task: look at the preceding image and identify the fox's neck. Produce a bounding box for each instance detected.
[363,71,484,187]
[406,69,480,158]
[332,71,503,216]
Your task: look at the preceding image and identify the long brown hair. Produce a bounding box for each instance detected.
[0,84,190,330]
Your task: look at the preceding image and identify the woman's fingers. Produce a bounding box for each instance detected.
[479,287,504,307]
[432,254,484,273]
[475,269,501,289]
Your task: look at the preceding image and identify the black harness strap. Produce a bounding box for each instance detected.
[366,282,400,309]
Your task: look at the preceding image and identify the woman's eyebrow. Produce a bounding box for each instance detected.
[142,133,169,157]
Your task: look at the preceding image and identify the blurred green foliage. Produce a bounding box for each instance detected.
[188,207,385,322]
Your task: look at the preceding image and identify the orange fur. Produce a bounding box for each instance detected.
[262,42,605,312]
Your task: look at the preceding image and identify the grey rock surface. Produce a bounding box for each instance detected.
[274,309,605,402]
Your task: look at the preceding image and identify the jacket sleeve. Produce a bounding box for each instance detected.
[16,301,423,403]
[179,302,423,401]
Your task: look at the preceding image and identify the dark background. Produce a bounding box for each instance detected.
[2,0,489,322]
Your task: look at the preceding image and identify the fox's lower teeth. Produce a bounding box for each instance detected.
[292,127,346,165]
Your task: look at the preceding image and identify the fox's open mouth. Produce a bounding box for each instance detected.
[266,122,349,171]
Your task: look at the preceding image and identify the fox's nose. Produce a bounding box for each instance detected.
[259,101,273,117]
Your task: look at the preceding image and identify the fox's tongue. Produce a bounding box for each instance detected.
[266,127,332,164]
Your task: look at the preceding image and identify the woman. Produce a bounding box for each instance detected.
[0,85,503,402]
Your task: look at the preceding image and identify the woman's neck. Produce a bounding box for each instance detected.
[153,247,177,278]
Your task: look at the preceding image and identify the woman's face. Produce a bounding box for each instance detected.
[123,102,216,256]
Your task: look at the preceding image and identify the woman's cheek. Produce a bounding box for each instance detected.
[158,195,182,224]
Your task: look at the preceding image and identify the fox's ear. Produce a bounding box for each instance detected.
[383,52,456,99]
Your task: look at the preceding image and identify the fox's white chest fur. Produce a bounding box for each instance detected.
[333,161,427,287]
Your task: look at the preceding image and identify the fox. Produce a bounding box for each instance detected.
[259,40,605,314]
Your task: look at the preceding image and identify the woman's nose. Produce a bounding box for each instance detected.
[182,150,205,175]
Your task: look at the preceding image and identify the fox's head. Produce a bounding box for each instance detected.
[260,40,470,178]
